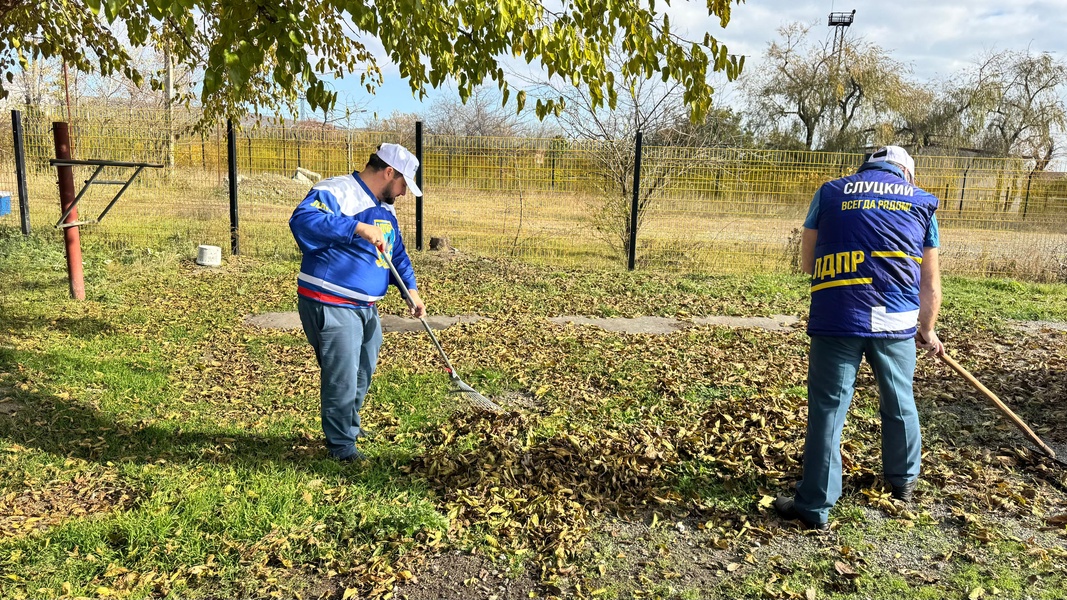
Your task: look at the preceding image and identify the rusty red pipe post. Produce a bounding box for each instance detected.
[53,122,85,300]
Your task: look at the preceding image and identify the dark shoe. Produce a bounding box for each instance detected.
[773,496,830,532]
[335,448,368,463]
[891,480,917,503]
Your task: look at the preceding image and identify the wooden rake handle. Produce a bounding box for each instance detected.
[938,351,1057,459]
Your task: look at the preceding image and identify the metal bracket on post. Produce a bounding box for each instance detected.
[48,158,163,228]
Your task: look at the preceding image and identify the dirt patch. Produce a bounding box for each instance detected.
[584,515,737,596]
[189,263,228,274]
[399,551,537,600]
[0,400,18,416]
[420,248,467,265]
[584,500,1067,598]
[239,171,319,203]
[1011,320,1067,335]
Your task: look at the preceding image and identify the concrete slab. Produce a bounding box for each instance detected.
[247,312,803,335]
[244,312,486,333]
[691,314,801,332]
[550,314,802,334]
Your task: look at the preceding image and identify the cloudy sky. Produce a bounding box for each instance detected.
[334,0,1067,121]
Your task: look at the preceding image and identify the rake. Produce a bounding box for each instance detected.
[379,248,503,413]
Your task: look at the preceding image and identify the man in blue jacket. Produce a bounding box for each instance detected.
[775,146,945,530]
[290,143,425,462]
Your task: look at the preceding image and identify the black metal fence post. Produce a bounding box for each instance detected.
[282,123,288,173]
[627,131,643,271]
[11,109,30,235]
[958,164,970,215]
[227,119,240,255]
[415,120,424,251]
[1022,169,1034,218]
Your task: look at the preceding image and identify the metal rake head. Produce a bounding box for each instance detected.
[451,379,504,413]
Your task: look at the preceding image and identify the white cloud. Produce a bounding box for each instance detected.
[670,0,1067,80]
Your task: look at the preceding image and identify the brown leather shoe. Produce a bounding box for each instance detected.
[773,496,830,532]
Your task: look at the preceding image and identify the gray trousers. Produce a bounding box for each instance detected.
[795,335,921,523]
[298,297,383,459]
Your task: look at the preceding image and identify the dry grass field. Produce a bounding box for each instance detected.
[2,165,1065,281]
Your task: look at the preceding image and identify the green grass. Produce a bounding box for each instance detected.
[1,229,1065,599]
[942,275,1067,325]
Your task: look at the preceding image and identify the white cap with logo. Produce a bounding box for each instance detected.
[376,143,423,197]
[867,145,915,179]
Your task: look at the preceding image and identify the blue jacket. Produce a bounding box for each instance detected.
[807,163,939,338]
[289,173,417,308]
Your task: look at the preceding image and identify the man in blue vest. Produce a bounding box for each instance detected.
[775,145,945,531]
[290,143,425,463]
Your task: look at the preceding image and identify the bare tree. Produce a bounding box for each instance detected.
[364,111,419,136]
[891,76,995,153]
[977,50,1067,170]
[824,37,910,150]
[519,38,736,258]
[742,23,833,150]
[9,57,58,106]
[422,86,532,137]
[894,50,1067,168]
[743,22,912,152]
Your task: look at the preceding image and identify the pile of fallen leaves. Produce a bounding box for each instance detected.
[0,467,135,539]
[381,310,1067,597]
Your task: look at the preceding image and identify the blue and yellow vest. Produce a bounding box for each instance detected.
[808,165,938,338]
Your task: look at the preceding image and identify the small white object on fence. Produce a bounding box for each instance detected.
[196,244,222,267]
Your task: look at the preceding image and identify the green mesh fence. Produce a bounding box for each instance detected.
[4,104,1065,281]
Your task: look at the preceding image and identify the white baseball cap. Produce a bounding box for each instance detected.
[376,143,422,197]
[867,145,915,178]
